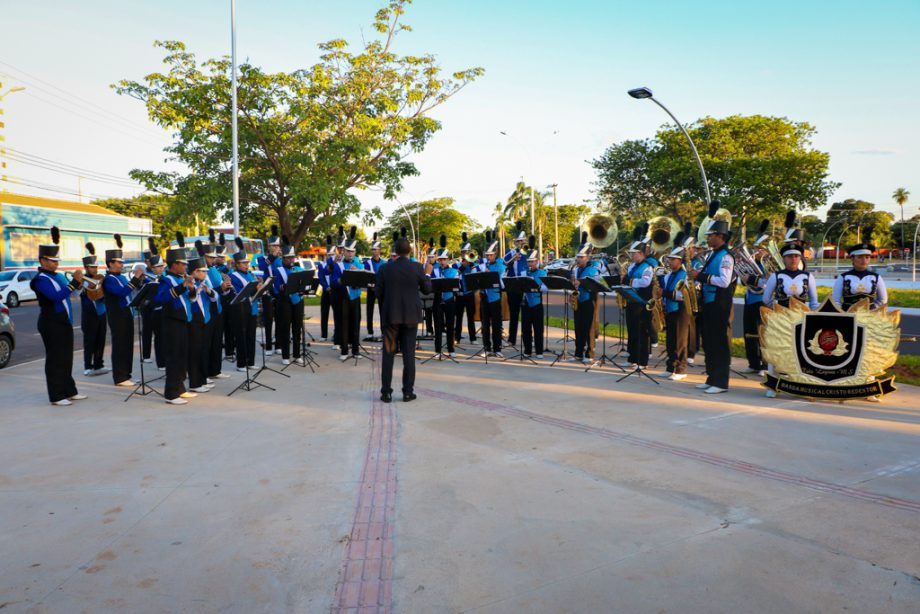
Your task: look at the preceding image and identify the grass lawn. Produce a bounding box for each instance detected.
[734,285,920,308]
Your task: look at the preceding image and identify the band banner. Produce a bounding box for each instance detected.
[762,374,896,399]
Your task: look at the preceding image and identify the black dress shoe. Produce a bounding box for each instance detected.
[380,392,392,403]
[403,392,417,402]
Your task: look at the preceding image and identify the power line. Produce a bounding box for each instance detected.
[0,60,165,139]
[2,147,141,185]
[1,175,129,201]
[3,154,141,188]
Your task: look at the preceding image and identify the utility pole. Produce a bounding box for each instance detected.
[0,82,26,190]
[550,183,558,258]
[230,0,240,236]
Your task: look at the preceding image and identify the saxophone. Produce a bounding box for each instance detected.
[570,263,579,312]
[646,270,665,333]
[678,260,699,315]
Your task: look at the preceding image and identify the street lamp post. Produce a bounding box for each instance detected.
[230,0,240,236]
[549,183,558,258]
[0,83,27,188]
[913,220,919,283]
[819,217,848,269]
[835,225,855,274]
[627,87,712,205]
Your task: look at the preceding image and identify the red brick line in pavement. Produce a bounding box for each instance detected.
[332,353,397,614]
[419,388,920,515]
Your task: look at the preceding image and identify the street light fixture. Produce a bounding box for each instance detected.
[835,224,856,273]
[626,86,712,205]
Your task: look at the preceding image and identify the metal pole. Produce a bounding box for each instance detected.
[836,225,853,274]
[552,183,558,258]
[819,217,847,268]
[231,0,240,236]
[648,97,712,204]
[912,220,918,283]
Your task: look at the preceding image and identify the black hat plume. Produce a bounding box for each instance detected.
[282,235,290,247]
[632,225,643,242]
[270,224,279,237]
[51,226,61,245]
[148,237,157,253]
[218,233,226,246]
[784,209,796,229]
[349,226,357,240]
[439,234,447,248]
[673,231,685,247]
[400,227,407,238]
[461,231,468,243]
[708,200,720,218]
[234,237,245,251]
[195,239,206,257]
[114,233,123,249]
[325,234,333,246]
[85,242,96,255]
[372,231,378,241]
[581,231,588,244]
[175,231,185,248]
[758,219,770,235]
[208,228,216,244]
[528,234,536,249]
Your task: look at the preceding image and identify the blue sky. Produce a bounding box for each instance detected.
[2,0,918,227]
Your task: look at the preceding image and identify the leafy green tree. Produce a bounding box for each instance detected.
[115,0,483,246]
[377,197,479,255]
[592,115,840,238]
[892,187,910,249]
[825,199,893,248]
[93,195,198,250]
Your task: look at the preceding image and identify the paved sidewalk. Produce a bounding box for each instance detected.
[1,314,919,613]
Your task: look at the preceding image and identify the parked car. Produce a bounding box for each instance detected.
[0,269,38,308]
[0,300,14,368]
[545,258,573,270]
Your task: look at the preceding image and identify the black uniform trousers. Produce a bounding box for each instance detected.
[207,305,223,377]
[320,289,333,339]
[688,311,702,359]
[701,300,732,389]
[381,324,417,396]
[365,287,378,335]
[221,294,236,358]
[188,313,209,389]
[434,297,456,354]
[424,305,434,336]
[479,294,503,353]
[665,308,690,374]
[743,301,766,371]
[506,291,523,346]
[39,311,78,402]
[262,294,275,352]
[163,315,189,400]
[331,287,345,347]
[340,296,361,356]
[81,307,106,371]
[107,306,134,384]
[455,293,476,342]
[521,301,544,355]
[574,298,595,359]
[141,304,163,365]
[626,303,650,366]
[275,299,305,359]
[234,305,257,368]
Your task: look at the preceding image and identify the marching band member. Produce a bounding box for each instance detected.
[762,243,818,398]
[363,232,385,339]
[688,203,736,394]
[739,220,770,375]
[328,226,346,350]
[318,234,334,341]
[686,242,705,365]
[103,234,144,387]
[832,242,888,310]
[80,242,108,377]
[257,226,282,357]
[214,234,236,362]
[642,223,662,351]
[661,240,690,380]
[187,255,215,393]
[229,238,259,371]
[141,239,166,370]
[31,227,87,406]
[782,210,807,269]
[431,235,458,357]
[154,241,195,404]
[503,221,528,347]
[423,238,438,337]
[571,232,600,363]
[272,237,306,366]
[455,232,477,344]
[619,227,653,369]
[478,231,506,357]
[203,233,231,381]
[336,228,364,361]
[522,236,547,359]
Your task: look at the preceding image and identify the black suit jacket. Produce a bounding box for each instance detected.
[376,257,431,326]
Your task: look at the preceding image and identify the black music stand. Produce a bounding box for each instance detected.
[421,277,462,363]
[126,281,163,401]
[341,269,377,363]
[229,278,282,396]
[547,269,575,344]
[302,276,320,342]
[611,285,659,385]
[579,277,620,373]
[500,276,539,365]
[463,271,500,363]
[283,270,318,372]
[603,276,629,364]
[541,274,576,366]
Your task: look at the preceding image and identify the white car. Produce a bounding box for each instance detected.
[0,270,38,308]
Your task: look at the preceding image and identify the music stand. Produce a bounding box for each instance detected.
[341,269,377,363]
[547,269,575,345]
[125,281,163,401]
[500,276,539,365]
[541,274,576,366]
[421,277,462,364]
[611,285,659,385]
[229,278,282,396]
[579,277,620,372]
[302,277,320,342]
[281,270,317,372]
[462,272,500,363]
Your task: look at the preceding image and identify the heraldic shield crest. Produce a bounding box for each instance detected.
[760,297,900,399]
[795,300,863,382]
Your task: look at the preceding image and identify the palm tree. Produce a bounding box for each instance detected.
[893,187,910,256]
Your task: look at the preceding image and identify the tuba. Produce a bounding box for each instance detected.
[646,216,681,255]
[464,249,478,264]
[730,243,763,287]
[582,213,618,249]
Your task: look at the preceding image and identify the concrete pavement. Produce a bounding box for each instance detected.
[1,309,919,613]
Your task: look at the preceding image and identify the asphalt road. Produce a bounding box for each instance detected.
[4,293,918,369]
